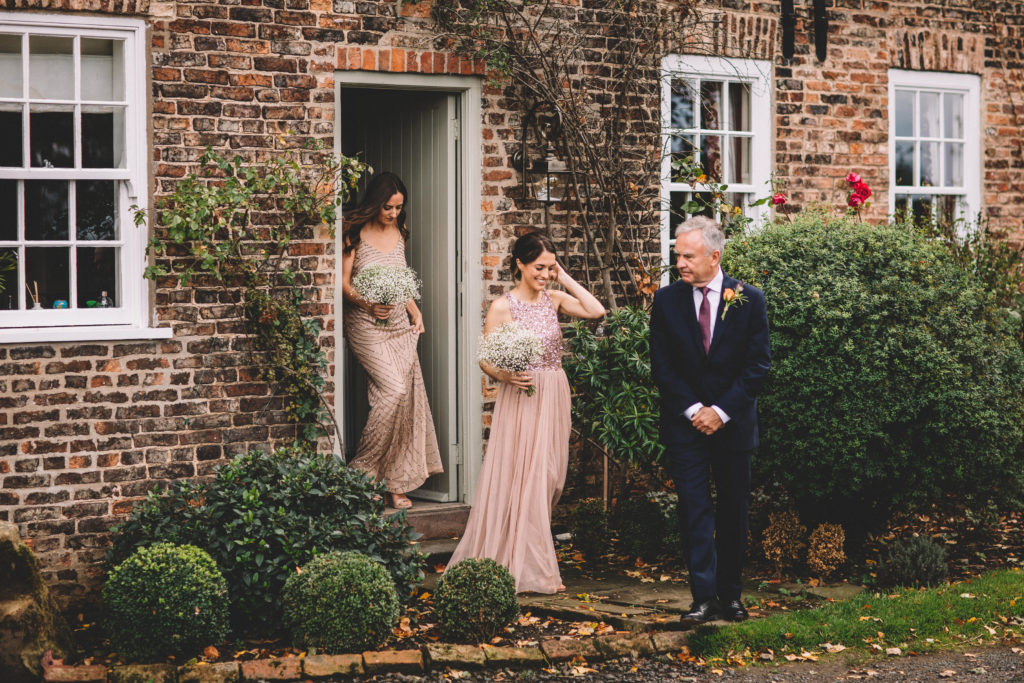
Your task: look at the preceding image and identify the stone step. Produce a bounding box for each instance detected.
[390,500,470,541]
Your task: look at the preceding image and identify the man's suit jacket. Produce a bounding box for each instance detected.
[650,272,771,451]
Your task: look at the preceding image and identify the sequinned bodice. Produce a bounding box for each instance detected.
[507,290,563,371]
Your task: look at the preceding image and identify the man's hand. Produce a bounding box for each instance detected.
[692,406,724,435]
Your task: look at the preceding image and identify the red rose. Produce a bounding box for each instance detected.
[846,171,862,184]
[853,181,872,200]
[772,192,787,206]
[848,194,864,208]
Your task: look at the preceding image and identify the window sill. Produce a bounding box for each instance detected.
[0,326,174,345]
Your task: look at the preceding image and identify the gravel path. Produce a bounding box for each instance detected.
[356,645,1024,682]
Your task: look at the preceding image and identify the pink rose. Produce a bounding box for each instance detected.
[846,171,862,184]
[772,192,787,206]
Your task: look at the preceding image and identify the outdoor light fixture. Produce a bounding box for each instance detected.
[530,143,569,204]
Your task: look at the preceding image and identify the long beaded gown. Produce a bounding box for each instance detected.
[447,290,571,594]
[344,238,443,493]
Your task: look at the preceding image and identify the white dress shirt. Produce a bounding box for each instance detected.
[684,268,731,425]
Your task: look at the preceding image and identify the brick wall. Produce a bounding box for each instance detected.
[2,0,1023,608]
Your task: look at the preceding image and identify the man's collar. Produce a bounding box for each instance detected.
[700,269,725,293]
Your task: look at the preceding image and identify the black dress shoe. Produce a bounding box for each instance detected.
[680,600,719,624]
[720,599,749,622]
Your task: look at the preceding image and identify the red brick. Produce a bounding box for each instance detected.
[44,665,107,683]
[240,658,301,680]
[361,650,424,674]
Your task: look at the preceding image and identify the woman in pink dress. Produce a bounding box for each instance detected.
[448,232,605,593]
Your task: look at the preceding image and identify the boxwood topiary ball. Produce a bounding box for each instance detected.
[435,558,519,642]
[102,542,229,661]
[282,550,399,653]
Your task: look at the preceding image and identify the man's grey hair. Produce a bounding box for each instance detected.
[675,216,725,255]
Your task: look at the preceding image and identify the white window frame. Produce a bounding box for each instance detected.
[888,69,981,223]
[0,12,167,343]
[660,55,772,274]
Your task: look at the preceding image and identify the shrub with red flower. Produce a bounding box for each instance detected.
[772,192,787,206]
[846,171,871,210]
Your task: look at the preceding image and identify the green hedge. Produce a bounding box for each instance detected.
[108,446,424,634]
[723,212,1024,530]
[103,543,228,660]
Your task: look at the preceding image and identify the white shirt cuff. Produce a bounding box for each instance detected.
[684,403,703,420]
[711,405,731,424]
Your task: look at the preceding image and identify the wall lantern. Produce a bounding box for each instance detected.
[531,143,570,204]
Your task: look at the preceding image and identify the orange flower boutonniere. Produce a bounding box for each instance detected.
[721,283,749,321]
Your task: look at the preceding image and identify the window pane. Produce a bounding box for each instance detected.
[76,180,116,240]
[81,39,124,102]
[919,141,939,186]
[700,81,722,130]
[894,141,914,186]
[25,247,68,308]
[77,246,117,308]
[670,134,696,166]
[911,194,934,223]
[0,108,23,167]
[727,136,751,184]
[0,34,22,98]
[894,194,909,218]
[894,90,914,137]
[919,92,940,138]
[25,180,68,240]
[670,80,694,129]
[944,142,964,187]
[82,109,122,168]
[29,36,73,100]
[0,180,16,241]
[692,191,715,218]
[30,110,73,168]
[669,191,688,234]
[728,82,751,132]
[700,135,722,181]
[935,195,961,225]
[0,248,16,310]
[943,93,964,139]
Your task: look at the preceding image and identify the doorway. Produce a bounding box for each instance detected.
[336,77,483,504]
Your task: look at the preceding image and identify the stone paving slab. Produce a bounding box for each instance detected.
[424,643,487,669]
[540,636,602,661]
[302,654,364,677]
[178,662,240,683]
[482,645,546,667]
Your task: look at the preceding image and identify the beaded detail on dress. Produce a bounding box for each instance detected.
[507,290,563,371]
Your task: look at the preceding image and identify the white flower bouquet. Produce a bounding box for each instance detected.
[478,322,543,396]
[352,264,421,327]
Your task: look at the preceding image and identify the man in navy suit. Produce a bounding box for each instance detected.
[650,216,771,623]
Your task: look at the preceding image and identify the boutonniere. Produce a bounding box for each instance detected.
[721,283,748,320]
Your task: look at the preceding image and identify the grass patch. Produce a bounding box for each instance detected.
[689,568,1024,665]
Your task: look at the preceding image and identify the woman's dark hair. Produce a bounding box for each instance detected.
[510,231,556,279]
[342,172,409,253]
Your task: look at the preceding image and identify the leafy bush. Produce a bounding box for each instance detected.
[435,559,519,642]
[806,523,846,577]
[762,509,806,575]
[614,491,679,560]
[282,551,399,653]
[564,307,664,471]
[724,213,1024,530]
[568,498,610,561]
[108,446,424,634]
[103,543,228,660]
[880,535,948,588]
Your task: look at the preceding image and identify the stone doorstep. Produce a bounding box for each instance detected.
[59,631,695,682]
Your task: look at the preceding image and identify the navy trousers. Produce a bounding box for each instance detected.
[666,443,752,604]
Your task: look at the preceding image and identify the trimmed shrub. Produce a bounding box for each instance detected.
[282,551,399,653]
[880,535,949,588]
[103,543,228,661]
[564,307,664,471]
[436,559,519,643]
[807,523,846,577]
[724,213,1024,530]
[762,509,806,575]
[615,491,679,560]
[568,498,610,561]
[108,446,424,633]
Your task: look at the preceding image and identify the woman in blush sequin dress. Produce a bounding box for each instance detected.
[447,232,605,593]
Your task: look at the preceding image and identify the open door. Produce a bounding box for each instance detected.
[340,88,461,502]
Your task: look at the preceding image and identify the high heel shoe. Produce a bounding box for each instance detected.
[389,493,413,509]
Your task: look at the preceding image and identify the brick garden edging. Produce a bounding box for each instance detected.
[43,630,691,681]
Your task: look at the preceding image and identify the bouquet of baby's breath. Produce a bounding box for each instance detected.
[478,322,543,396]
[352,264,421,327]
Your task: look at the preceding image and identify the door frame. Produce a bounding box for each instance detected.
[333,72,484,504]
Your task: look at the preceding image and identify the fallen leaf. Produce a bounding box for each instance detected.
[939,671,956,678]
[885,647,902,656]
[960,593,975,599]
[202,646,219,661]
